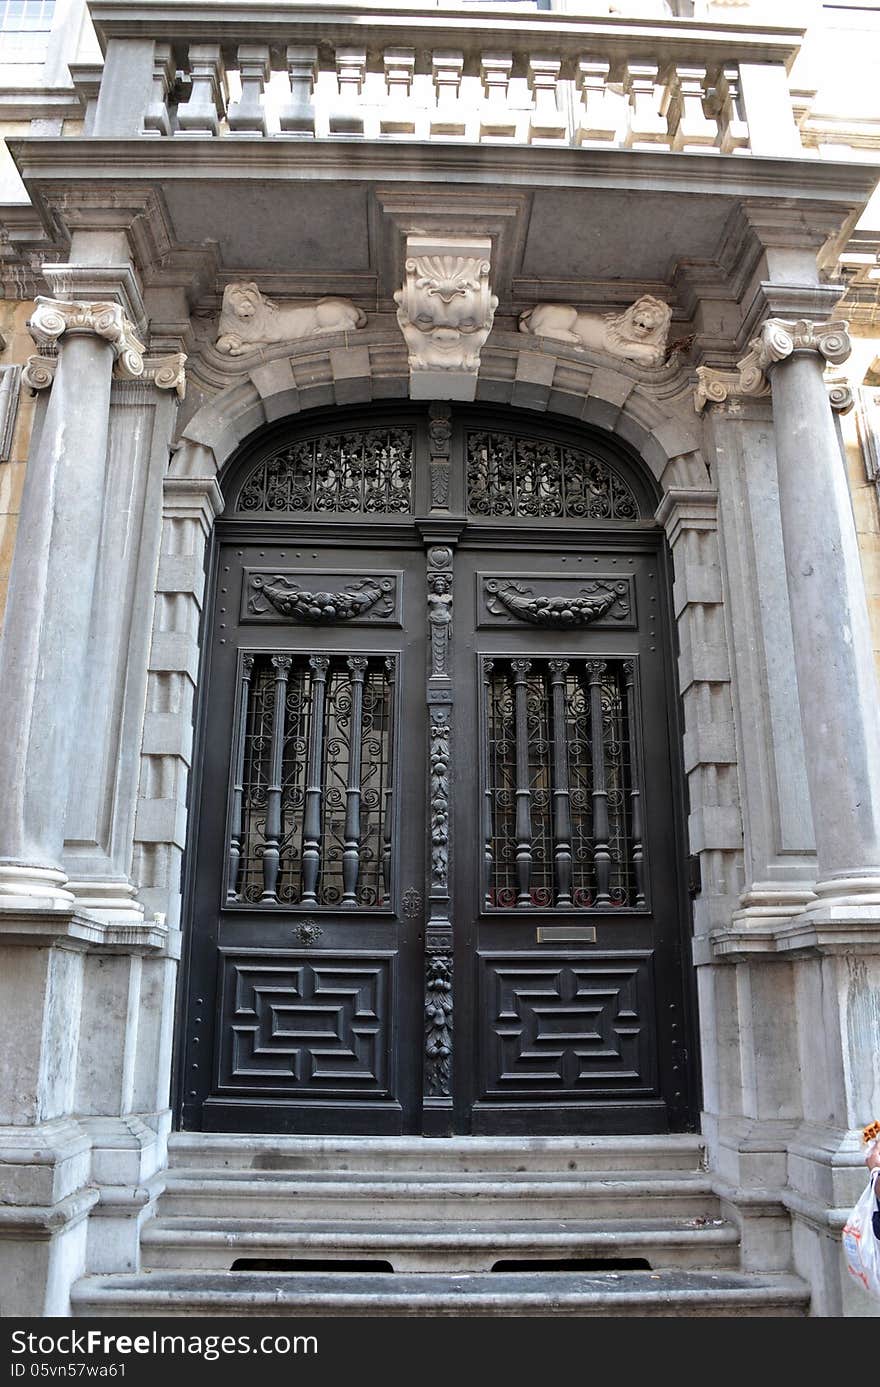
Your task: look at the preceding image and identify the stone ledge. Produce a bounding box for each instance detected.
[0,905,169,953]
[0,1187,99,1241]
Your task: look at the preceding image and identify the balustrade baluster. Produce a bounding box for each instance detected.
[300,656,330,906]
[528,54,567,142]
[665,64,716,149]
[548,661,573,908]
[480,53,517,139]
[713,65,749,153]
[228,44,270,135]
[330,47,366,135]
[260,655,292,902]
[341,657,367,906]
[586,660,612,906]
[226,655,254,900]
[575,58,618,144]
[382,48,416,135]
[623,62,668,147]
[176,43,227,135]
[144,43,175,136]
[511,659,534,907]
[431,51,466,137]
[280,46,318,134]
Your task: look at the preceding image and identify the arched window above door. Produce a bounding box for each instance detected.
[225,408,653,523]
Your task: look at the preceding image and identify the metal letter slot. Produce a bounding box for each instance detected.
[536,925,597,943]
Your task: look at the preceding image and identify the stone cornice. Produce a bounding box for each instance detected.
[8,141,878,210]
[85,1,805,64]
[28,297,145,379]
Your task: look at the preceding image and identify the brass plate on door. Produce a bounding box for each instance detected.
[536,926,597,943]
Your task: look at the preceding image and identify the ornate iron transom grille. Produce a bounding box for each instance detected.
[466,431,639,520]
[482,656,645,909]
[227,652,395,908]
[236,428,414,514]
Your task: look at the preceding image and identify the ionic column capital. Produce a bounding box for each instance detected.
[693,364,770,413]
[141,352,188,399]
[746,317,851,376]
[28,298,145,380]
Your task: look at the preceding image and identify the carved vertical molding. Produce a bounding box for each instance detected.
[423,543,454,1126]
[428,402,452,510]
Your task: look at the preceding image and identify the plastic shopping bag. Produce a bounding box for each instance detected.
[843,1168,880,1299]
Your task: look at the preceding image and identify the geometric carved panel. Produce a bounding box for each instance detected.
[478,952,656,1099]
[218,952,393,1097]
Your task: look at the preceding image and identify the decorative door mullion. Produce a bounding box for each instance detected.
[423,543,454,1132]
[300,654,329,907]
[548,659,573,908]
[226,654,254,901]
[586,659,612,906]
[260,654,292,902]
[341,656,367,907]
[623,661,646,907]
[510,658,534,907]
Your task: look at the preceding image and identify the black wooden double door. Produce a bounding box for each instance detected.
[181,526,692,1135]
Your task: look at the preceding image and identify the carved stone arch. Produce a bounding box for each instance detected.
[171,330,709,496]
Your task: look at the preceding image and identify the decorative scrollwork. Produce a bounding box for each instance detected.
[424,950,453,1097]
[237,428,413,515]
[467,431,639,520]
[484,578,629,626]
[248,574,395,623]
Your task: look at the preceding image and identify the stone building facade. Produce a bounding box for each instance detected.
[1,0,880,1319]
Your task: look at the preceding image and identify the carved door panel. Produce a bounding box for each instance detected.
[450,539,691,1135]
[180,538,427,1134]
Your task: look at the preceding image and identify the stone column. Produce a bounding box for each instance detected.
[746,318,880,913]
[0,298,145,906]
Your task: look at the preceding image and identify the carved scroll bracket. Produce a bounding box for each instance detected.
[395,235,498,402]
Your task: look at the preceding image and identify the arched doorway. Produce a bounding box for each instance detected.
[178,403,696,1135]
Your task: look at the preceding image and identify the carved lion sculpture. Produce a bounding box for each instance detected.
[519,295,672,367]
[215,282,367,356]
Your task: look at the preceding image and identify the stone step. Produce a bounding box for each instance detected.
[158,1171,719,1222]
[168,1132,707,1175]
[140,1215,739,1272]
[71,1269,810,1318]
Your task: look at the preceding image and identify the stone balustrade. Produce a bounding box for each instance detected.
[87,2,806,156]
